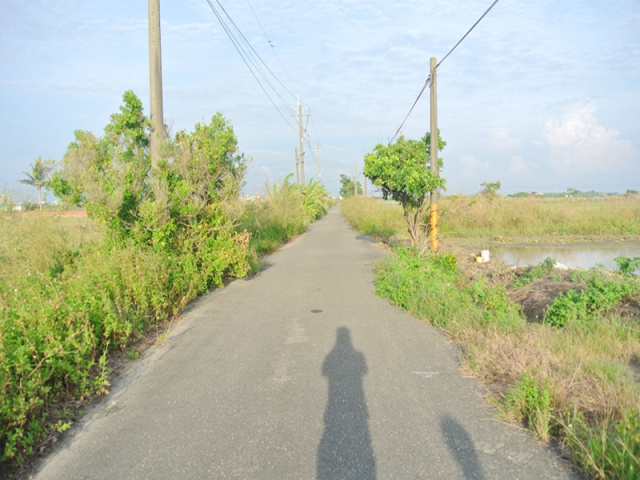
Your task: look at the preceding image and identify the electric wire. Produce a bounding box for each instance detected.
[245,0,299,98]
[390,0,501,144]
[204,0,297,133]
[213,0,296,104]
[390,76,431,143]
[211,0,294,109]
[437,0,500,68]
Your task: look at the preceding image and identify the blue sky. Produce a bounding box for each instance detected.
[1,0,639,200]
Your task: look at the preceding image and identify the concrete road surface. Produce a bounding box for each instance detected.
[34,207,580,479]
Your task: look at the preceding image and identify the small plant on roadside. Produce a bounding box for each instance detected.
[562,410,640,480]
[504,373,554,443]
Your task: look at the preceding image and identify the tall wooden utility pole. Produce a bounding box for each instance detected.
[429,57,439,252]
[148,0,164,168]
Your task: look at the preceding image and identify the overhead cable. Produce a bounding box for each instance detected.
[390,0,501,143]
[390,76,431,143]
[205,0,297,133]
[437,0,500,68]
[245,0,299,98]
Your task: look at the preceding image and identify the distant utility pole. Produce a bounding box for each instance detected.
[429,57,439,252]
[364,176,368,197]
[295,148,300,184]
[316,143,321,180]
[354,161,358,197]
[148,0,165,168]
[291,94,309,184]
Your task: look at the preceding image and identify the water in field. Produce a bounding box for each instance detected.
[492,241,640,271]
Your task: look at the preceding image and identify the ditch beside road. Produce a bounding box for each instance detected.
[33,206,580,479]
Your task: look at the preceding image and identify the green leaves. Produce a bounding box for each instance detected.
[363,133,446,246]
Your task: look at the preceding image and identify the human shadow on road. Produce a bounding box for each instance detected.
[440,415,486,480]
[317,327,376,480]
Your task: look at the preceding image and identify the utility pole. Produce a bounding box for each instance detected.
[429,57,439,252]
[316,143,321,180]
[148,0,165,168]
[295,148,300,184]
[291,94,309,184]
[364,176,368,197]
[354,161,358,197]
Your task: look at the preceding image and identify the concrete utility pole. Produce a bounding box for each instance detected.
[148,0,165,168]
[354,161,358,197]
[292,94,309,184]
[295,148,300,184]
[429,57,439,252]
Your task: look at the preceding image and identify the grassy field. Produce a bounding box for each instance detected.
[342,194,640,241]
[342,196,640,479]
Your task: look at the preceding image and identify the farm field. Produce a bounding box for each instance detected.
[342,195,640,479]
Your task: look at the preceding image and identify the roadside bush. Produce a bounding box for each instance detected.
[1,93,253,467]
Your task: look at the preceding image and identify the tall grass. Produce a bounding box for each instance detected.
[441,195,640,238]
[340,196,405,239]
[341,194,640,240]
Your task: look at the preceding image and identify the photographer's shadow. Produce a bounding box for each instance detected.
[317,327,376,479]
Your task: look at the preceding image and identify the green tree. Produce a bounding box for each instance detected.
[339,174,362,198]
[20,157,54,210]
[364,133,445,247]
[480,180,501,200]
[51,92,249,274]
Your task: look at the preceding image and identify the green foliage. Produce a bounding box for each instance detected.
[1,92,257,468]
[545,273,640,329]
[479,180,501,200]
[364,133,445,246]
[513,257,557,287]
[339,174,362,197]
[564,410,640,479]
[375,247,524,332]
[504,373,554,442]
[615,256,640,276]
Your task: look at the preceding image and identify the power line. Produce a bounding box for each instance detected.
[437,0,500,68]
[245,0,299,98]
[390,0,501,143]
[204,0,297,133]
[390,76,431,143]
[213,0,296,103]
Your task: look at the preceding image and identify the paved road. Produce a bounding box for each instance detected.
[35,207,580,479]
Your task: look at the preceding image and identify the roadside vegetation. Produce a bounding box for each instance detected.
[0,91,330,473]
[342,196,640,479]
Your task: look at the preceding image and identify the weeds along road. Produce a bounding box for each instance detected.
[34,206,580,480]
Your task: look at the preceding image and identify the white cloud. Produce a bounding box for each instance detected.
[460,154,486,170]
[508,155,535,175]
[542,102,637,173]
